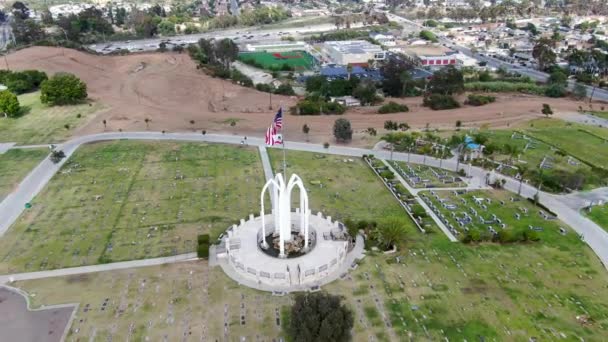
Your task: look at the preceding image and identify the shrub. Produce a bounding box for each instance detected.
[50,150,66,163]
[464,81,546,95]
[40,73,87,106]
[333,118,353,142]
[423,94,460,110]
[544,84,566,98]
[197,244,209,258]
[379,170,394,179]
[378,101,409,114]
[419,30,438,42]
[0,70,48,94]
[466,94,496,106]
[0,90,20,117]
[197,234,210,245]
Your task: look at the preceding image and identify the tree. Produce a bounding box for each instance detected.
[573,83,587,100]
[333,118,353,142]
[548,69,567,85]
[102,119,107,129]
[144,118,151,129]
[12,1,30,19]
[532,38,556,71]
[11,16,45,44]
[0,90,20,117]
[541,103,554,118]
[302,124,310,141]
[40,73,87,106]
[352,80,380,105]
[428,66,464,95]
[455,120,462,129]
[380,56,416,97]
[50,150,66,164]
[287,292,354,342]
[516,164,528,195]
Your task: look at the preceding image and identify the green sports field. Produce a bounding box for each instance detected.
[238,50,315,71]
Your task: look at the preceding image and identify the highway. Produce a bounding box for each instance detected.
[387,13,608,102]
[87,21,365,54]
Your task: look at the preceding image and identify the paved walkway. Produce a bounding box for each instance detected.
[0,253,197,284]
[0,131,607,269]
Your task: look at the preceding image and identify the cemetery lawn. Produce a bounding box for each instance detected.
[421,189,569,244]
[0,91,103,145]
[0,141,264,274]
[10,153,608,341]
[585,204,608,232]
[0,148,48,201]
[390,161,467,188]
[519,119,608,170]
[267,149,409,224]
[589,111,608,120]
[11,261,293,341]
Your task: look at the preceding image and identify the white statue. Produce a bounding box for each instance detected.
[260,173,310,258]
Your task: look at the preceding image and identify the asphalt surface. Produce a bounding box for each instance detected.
[1,131,607,269]
[88,21,364,54]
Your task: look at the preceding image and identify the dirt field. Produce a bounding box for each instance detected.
[5,47,602,146]
[0,286,75,342]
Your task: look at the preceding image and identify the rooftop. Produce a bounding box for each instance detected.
[324,40,384,54]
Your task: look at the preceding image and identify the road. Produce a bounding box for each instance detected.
[1,131,608,269]
[386,13,608,102]
[88,21,363,54]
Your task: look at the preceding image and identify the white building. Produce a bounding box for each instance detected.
[323,40,386,65]
[370,33,396,47]
[243,41,309,53]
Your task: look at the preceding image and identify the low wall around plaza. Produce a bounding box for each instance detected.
[217,211,353,290]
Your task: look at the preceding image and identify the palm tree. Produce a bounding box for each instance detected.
[190,119,195,131]
[102,119,107,129]
[516,164,529,195]
[375,217,408,250]
[399,71,410,97]
[144,118,151,130]
[503,143,520,165]
[346,64,353,80]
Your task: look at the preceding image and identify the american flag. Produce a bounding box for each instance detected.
[272,107,283,129]
[265,108,283,146]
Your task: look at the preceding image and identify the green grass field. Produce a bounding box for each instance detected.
[0,141,264,274]
[0,148,48,200]
[267,149,408,224]
[238,50,315,71]
[522,119,608,170]
[0,91,103,145]
[585,204,608,232]
[9,151,608,341]
[589,111,608,120]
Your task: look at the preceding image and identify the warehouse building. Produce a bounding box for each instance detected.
[323,40,386,66]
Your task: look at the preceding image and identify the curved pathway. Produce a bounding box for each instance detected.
[1,131,607,269]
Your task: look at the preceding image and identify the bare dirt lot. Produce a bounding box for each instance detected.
[6,47,601,146]
[0,286,75,342]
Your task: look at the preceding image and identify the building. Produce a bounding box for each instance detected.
[323,40,386,66]
[370,33,396,47]
[418,51,458,67]
[243,41,309,53]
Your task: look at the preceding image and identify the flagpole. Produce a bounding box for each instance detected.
[281,104,286,175]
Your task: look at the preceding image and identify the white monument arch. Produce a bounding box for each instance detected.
[213,172,363,292]
[260,173,310,257]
